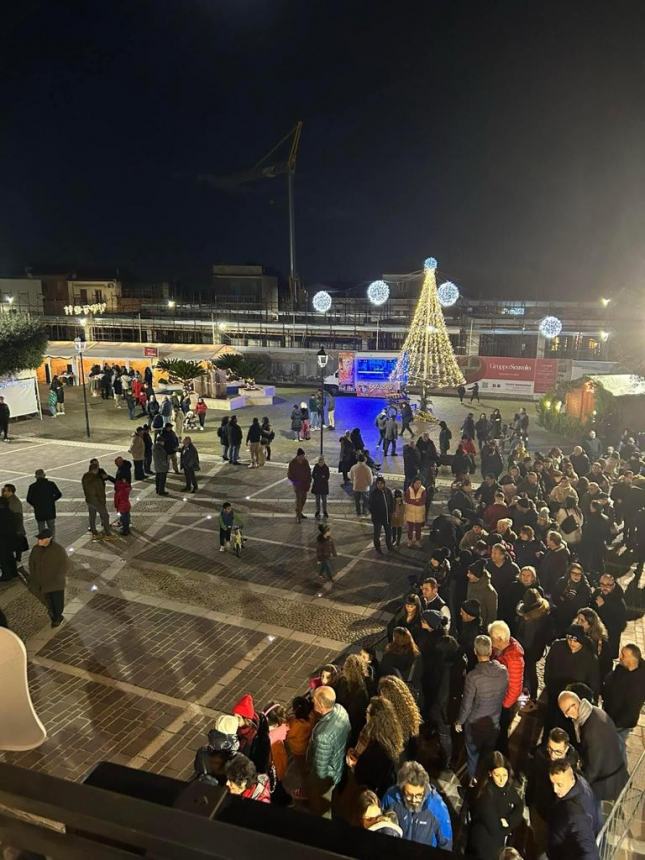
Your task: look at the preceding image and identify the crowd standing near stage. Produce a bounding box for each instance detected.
[1,370,645,858]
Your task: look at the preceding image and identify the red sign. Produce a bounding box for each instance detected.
[457,356,559,396]
[143,347,158,358]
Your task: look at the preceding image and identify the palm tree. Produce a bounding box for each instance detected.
[155,358,207,388]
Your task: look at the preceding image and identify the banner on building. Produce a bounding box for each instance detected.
[457,356,558,396]
[337,351,355,390]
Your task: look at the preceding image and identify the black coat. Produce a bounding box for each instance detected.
[354,739,397,799]
[602,663,645,729]
[593,587,627,659]
[544,638,601,703]
[334,677,370,747]
[403,445,421,479]
[418,629,460,713]
[538,545,570,594]
[227,421,243,446]
[246,423,262,443]
[459,619,484,671]
[578,706,628,801]
[486,558,520,625]
[466,780,524,860]
[552,575,592,633]
[26,478,62,521]
[527,742,581,820]
[547,775,600,860]
[369,486,394,525]
[311,463,330,496]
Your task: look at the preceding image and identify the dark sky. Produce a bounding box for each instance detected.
[2,0,645,298]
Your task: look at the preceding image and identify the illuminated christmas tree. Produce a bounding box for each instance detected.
[392,257,465,412]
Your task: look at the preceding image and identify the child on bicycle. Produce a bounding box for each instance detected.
[316,523,337,589]
[219,502,243,552]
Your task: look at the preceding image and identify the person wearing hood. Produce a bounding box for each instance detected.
[552,562,592,634]
[381,761,452,850]
[515,588,552,706]
[489,620,525,753]
[466,560,498,630]
[193,714,240,786]
[418,609,460,765]
[357,789,402,838]
[558,691,628,803]
[538,530,570,595]
[544,625,600,730]
[547,759,600,860]
[602,643,645,757]
[225,753,270,803]
[458,599,484,671]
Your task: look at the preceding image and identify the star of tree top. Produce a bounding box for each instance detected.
[392,258,465,394]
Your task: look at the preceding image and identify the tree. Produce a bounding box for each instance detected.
[156,358,207,387]
[214,354,267,380]
[0,313,48,378]
[391,257,465,411]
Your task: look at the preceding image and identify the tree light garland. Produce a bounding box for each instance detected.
[312,290,332,313]
[367,280,390,306]
[539,315,562,339]
[437,281,460,307]
[391,258,465,405]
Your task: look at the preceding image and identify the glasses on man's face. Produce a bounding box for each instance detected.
[403,790,425,804]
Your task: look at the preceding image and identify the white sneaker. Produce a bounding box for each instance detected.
[219,546,225,552]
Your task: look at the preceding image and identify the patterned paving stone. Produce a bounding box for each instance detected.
[0,665,182,782]
[37,593,266,702]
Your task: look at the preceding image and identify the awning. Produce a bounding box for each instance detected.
[43,341,238,362]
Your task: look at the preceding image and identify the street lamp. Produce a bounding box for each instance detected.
[167,300,176,309]
[74,335,91,439]
[317,348,329,457]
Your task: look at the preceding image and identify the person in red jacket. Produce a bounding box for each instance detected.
[490,619,525,754]
[113,477,132,536]
[195,397,208,430]
[232,693,260,757]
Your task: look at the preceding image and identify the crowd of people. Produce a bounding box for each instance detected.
[233,419,645,858]
[1,379,645,858]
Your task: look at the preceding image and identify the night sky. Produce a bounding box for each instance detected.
[3,1,645,298]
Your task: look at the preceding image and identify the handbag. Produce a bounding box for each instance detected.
[559,513,578,535]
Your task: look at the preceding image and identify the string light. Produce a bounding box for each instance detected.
[437,281,460,307]
[312,290,332,313]
[367,280,390,305]
[539,315,562,339]
[392,258,465,402]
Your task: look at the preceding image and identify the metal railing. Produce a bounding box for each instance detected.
[597,751,645,860]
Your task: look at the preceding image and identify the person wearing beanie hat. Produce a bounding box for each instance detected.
[287,447,312,523]
[466,559,498,631]
[419,608,460,765]
[459,600,484,670]
[216,714,241,738]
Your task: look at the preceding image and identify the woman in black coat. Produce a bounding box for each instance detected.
[350,427,366,453]
[338,432,356,483]
[311,456,330,519]
[552,563,592,634]
[0,498,19,581]
[378,628,423,704]
[466,752,524,860]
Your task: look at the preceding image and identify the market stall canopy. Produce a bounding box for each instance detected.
[587,374,645,398]
[42,341,239,362]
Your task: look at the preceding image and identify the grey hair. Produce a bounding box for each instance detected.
[474,635,492,657]
[397,760,429,789]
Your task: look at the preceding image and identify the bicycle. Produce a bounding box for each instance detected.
[232,525,244,557]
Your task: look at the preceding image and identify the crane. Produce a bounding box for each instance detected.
[200,121,303,309]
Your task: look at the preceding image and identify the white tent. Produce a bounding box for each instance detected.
[0,370,40,419]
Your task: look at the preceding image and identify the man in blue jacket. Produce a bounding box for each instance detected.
[381,761,453,851]
[548,758,600,859]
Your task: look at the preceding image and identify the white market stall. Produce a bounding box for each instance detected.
[0,370,41,419]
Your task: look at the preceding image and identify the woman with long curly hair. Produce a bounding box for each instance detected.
[349,697,404,798]
[377,675,422,748]
[334,653,372,745]
[575,606,610,675]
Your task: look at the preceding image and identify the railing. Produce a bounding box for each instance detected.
[597,751,645,860]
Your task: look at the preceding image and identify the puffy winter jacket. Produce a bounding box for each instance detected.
[404,484,426,524]
[113,479,131,514]
[494,637,525,708]
[457,660,508,727]
[381,784,452,850]
[307,704,350,785]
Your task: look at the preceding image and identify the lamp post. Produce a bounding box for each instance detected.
[74,335,91,439]
[317,347,328,457]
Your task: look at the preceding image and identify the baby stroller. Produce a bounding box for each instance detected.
[183,410,200,432]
